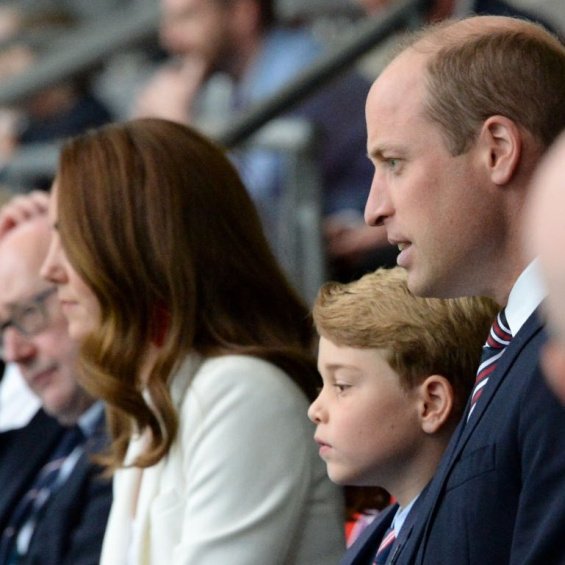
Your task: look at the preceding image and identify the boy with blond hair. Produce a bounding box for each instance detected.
[308,267,497,564]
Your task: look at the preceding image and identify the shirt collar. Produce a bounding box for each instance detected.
[505,259,546,337]
[78,400,104,438]
[392,494,419,537]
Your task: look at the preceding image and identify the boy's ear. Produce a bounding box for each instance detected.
[477,115,522,186]
[416,375,454,434]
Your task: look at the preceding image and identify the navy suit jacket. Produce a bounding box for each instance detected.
[394,309,565,564]
[0,408,112,565]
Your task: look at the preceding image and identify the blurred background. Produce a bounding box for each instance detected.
[0,0,562,303]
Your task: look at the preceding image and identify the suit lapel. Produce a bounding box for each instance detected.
[453,310,543,459]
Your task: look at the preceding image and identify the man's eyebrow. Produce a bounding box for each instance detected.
[367,144,404,161]
[368,147,385,161]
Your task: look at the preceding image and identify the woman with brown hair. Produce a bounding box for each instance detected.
[41,118,344,564]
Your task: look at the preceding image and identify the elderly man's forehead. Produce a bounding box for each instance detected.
[0,218,51,304]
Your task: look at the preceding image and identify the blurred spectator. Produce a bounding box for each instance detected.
[0,4,112,190]
[0,208,111,565]
[134,0,392,281]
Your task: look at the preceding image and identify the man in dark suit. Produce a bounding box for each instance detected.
[0,214,111,565]
[363,15,565,564]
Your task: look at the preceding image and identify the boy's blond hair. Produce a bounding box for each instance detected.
[313,267,498,419]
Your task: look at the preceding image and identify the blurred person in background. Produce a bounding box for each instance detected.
[135,0,394,281]
[0,203,111,565]
[0,3,112,190]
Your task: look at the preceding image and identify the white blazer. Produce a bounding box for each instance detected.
[101,354,345,564]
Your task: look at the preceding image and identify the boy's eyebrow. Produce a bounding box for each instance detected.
[320,362,362,372]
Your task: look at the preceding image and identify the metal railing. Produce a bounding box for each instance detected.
[217,0,428,147]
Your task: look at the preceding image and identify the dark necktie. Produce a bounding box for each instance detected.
[468,309,512,420]
[0,425,84,564]
[374,525,396,564]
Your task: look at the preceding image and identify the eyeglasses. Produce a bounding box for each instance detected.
[0,287,57,357]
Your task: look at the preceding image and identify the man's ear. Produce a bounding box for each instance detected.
[417,375,454,434]
[478,115,522,186]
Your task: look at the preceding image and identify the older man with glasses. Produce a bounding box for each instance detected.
[0,209,111,565]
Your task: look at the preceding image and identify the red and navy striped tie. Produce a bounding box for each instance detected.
[374,525,396,564]
[468,309,512,420]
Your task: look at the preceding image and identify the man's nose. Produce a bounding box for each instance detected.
[365,173,393,227]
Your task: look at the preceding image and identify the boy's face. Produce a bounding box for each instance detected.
[308,337,422,492]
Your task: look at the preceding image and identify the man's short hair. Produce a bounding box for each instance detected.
[405,18,565,155]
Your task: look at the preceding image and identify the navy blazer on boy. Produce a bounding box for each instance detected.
[394,309,565,564]
[342,485,431,565]
[0,408,112,565]
[341,505,398,565]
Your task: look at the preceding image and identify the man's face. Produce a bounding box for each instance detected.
[364,49,499,299]
[0,219,91,425]
[160,0,233,70]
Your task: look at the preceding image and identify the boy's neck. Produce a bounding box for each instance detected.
[391,434,449,507]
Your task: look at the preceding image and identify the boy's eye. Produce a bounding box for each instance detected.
[334,383,350,393]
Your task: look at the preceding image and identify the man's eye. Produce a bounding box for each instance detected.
[17,305,43,329]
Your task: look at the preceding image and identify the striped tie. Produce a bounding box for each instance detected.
[374,525,396,564]
[468,309,512,420]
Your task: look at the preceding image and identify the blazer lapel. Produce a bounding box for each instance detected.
[455,310,543,455]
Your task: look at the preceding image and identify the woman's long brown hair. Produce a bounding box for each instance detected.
[56,118,320,470]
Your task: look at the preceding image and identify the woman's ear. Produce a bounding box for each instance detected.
[478,115,522,186]
[417,375,454,434]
